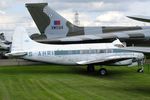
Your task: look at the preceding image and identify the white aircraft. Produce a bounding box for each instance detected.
[6,27,145,75]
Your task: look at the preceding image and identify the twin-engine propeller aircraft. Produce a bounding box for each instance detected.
[6,27,145,75]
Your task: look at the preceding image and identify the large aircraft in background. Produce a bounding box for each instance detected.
[0,33,10,50]
[26,3,150,47]
[6,27,145,75]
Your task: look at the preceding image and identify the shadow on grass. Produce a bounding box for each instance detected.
[83,69,135,79]
[125,87,150,96]
[0,65,137,78]
[0,65,86,75]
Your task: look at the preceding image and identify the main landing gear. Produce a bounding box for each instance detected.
[87,65,95,73]
[99,68,107,76]
[137,59,144,73]
[87,65,107,76]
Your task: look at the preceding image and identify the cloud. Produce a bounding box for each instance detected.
[15,0,46,3]
[0,0,150,33]
[0,10,6,15]
[0,1,14,10]
[94,11,150,26]
[0,13,38,41]
[96,11,124,22]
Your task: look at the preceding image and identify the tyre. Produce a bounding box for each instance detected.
[99,68,107,76]
[137,68,144,73]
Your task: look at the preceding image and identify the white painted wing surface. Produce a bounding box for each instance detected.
[5,52,27,57]
[77,55,134,65]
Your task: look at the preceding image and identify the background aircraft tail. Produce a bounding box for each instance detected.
[26,3,84,39]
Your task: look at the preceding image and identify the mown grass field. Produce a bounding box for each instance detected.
[0,64,149,100]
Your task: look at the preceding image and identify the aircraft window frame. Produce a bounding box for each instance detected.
[54,49,116,55]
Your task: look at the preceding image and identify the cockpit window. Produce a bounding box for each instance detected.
[114,44,125,48]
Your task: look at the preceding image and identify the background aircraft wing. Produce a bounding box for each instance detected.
[127,16,150,23]
[45,29,150,42]
[56,34,116,42]
[77,55,134,65]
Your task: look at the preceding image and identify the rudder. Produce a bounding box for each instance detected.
[26,3,84,39]
[11,27,37,52]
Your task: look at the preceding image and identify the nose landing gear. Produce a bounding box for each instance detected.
[137,68,144,73]
[137,59,144,73]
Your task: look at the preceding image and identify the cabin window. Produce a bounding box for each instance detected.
[54,49,112,55]
[115,44,124,48]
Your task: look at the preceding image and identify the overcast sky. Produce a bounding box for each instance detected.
[0,0,150,40]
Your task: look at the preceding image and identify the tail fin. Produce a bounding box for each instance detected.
[6,27,40,57]
[11,27,36,52]
[26,3,84,39]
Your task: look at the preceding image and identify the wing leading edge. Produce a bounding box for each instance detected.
[77,55,135,65]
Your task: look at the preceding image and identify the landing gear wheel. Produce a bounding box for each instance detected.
[137,68,144,73]
[137,59,144,73]
[87,65,95,73]
[99,68,107,76]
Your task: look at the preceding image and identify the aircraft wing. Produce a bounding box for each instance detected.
[0,41,10,50]
[77,55,133,65]
[5,52,27,57]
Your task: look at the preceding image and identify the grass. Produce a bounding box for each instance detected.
[0,65,149,100]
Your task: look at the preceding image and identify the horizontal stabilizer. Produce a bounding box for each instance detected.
[5,52,27,57]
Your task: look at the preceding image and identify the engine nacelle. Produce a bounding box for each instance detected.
[128,62,138,67]
[112,59,133,66]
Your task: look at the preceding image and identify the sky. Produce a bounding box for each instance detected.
[0,0,150,40]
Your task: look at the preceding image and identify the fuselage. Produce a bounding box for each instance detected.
[22,43,144,65]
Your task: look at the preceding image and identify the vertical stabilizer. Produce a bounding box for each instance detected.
[26,3,49,34]
[11,27,36,52]
[26,3,84,39]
